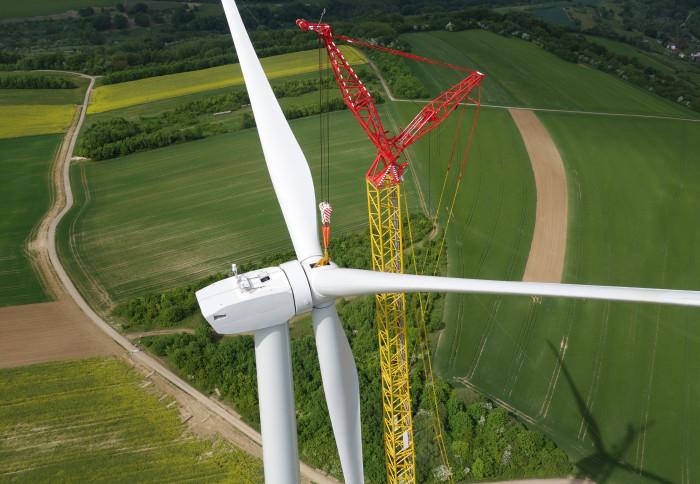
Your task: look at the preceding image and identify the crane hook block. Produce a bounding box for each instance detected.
[314,201,333,267]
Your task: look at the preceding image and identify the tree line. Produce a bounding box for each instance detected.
[114,215,573,482]
[0,6,317,81]
[76,90,248,161]
[2,0,698,110]
[99,36,319,85]
[0,75,76,89]
[76,82,359,161]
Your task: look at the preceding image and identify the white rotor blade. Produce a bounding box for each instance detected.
[312,304,363,484]
[222,0,322,262]
[312,268,700,307]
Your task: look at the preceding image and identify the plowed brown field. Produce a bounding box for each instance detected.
[0,301,116,369]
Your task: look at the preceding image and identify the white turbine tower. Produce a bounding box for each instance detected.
[197,1,700,482]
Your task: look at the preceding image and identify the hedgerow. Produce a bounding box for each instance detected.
[0,75,76,89]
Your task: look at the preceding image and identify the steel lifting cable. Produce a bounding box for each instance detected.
[317,8,330,204]
[316,13,333,263]
[432,91,481,278]
[384,42,479,484]
[403,189,453,484]
[319,37,326,201]
[324,62,331,202]
[401,85,483,479]
[418,99,469,277]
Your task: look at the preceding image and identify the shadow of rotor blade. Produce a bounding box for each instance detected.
[547,342,675,484]
[546,341,602,449]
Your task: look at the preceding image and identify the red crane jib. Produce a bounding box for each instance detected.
[297,19,484,188]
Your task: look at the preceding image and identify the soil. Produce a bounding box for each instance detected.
[509,108,568,283]
[0,301,115,369]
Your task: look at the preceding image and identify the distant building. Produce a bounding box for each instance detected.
[691,50,700,61]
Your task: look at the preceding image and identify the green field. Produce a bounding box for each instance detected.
[394,103,535,281]
[494,0,598,25]
[0,71,89,307]
[396,29,700,482]
[51,25,700,482]
[0,104,76,139]
[582,35,677,77]
[0,73,90,106]
[404,30,698,118]
[435,113,700,483]
[0,134,62,307]
[58,108,414,312]
[0,357,263,482]
[88,47,366,114]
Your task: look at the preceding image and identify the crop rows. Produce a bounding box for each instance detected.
[402,29,700,482]
[58,108,403,311]
[0,72,87,305]
[0,104,75,139]
[0,134,64,306]
[88,46,366,114]
[434,111,700,482]
[0,357,263,482]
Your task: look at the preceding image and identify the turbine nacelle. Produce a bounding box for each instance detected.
[196,260,339,335]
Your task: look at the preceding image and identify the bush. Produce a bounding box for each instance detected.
[134,12,150,28]
[127,2,148,14]
[90,14,112,32]
[113,14,128,30]
[364,50,429,99]
[110,273,227,329]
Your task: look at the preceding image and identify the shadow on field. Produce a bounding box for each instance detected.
[547,342,674,484]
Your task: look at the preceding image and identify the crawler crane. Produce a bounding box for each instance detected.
[298,19,484,483]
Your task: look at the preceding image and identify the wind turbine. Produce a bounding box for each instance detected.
[196,1,700,482]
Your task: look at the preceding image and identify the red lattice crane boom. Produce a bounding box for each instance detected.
[297,18,483,186]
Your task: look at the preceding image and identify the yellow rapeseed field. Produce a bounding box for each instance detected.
[0,104,76,139]
[89,47,367,114]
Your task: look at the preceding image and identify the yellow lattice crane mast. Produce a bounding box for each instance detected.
[367,177,414,482]
[298,18,483,482]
